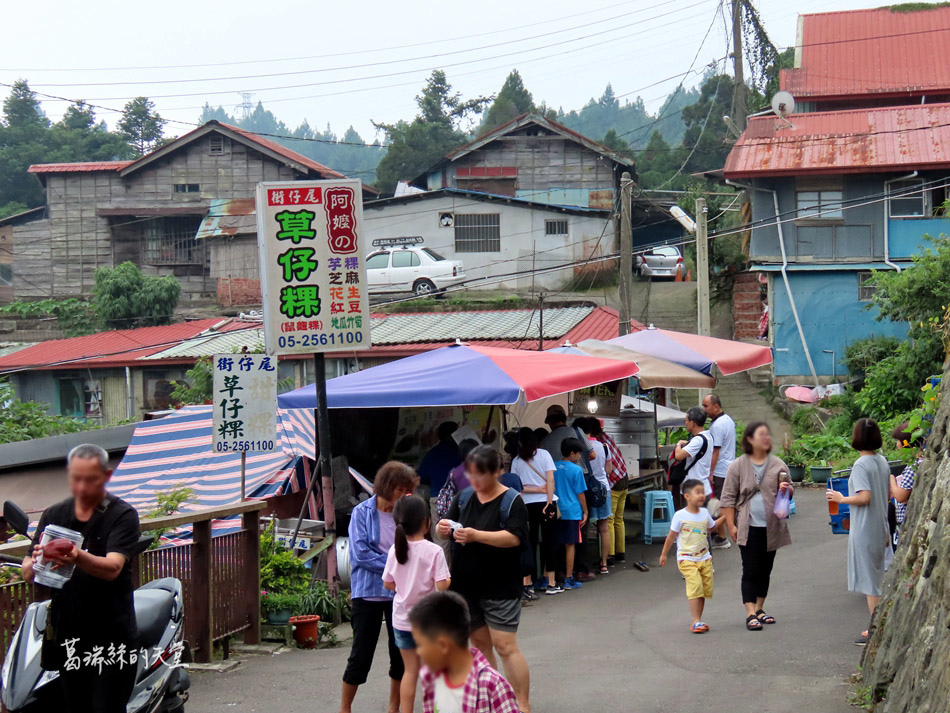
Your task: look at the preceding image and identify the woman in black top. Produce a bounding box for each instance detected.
[437,445,532,713]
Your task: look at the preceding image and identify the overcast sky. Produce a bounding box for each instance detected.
[2,0,884,142]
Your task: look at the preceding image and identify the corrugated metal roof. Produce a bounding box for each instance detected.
[723,103,950,178]
[781,6,950,100]
[28,161,133,174]
[0,318,253,372]
[369,306,592,345]
[194,198,258,240]
[140,328,266,359]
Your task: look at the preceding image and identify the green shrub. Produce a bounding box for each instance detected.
[260,523,310,596]
[842,336,901,380]
[854,335,943,420]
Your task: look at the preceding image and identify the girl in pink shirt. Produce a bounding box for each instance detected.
[383,495,451,713]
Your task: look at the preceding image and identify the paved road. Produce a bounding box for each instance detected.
[190,489,865,712]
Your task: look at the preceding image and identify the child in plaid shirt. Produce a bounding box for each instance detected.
[410,592,520,713]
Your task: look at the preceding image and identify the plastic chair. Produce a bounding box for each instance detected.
[641,490,674,544]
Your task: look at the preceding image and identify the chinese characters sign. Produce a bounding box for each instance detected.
[212,354,278,452]
[256,180,370,355]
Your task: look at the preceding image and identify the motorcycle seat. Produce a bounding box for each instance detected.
[134,589,174,649]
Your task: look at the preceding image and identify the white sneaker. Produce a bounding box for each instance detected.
[711,537,732,550]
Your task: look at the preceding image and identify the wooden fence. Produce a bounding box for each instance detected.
[0,500,264,664]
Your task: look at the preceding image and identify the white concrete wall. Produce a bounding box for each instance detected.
[362,195,614,291]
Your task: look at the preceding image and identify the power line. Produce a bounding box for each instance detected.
[30,1,697,90]
[0,0,645,73]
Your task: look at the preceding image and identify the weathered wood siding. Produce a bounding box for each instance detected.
[446,127,618,208]
[210,235,259,280]
[120,135,296,207]
[13,133,299,302]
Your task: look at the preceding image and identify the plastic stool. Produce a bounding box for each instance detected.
[641,490,674,544]
[789,497,797,516]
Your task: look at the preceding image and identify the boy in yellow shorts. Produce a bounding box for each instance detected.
[659,479,726,633]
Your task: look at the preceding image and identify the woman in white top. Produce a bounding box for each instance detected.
[577,417,614,574]
[510,427,561,595]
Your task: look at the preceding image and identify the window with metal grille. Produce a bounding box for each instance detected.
[209,134,225,154]
[0,264,11,286]
[174,183,200,194]
[454,213,501,253]
[144,216,204,265]
[545,219,568,236]
[858,271,877,302]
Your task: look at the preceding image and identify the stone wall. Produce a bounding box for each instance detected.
[861,362,950,711]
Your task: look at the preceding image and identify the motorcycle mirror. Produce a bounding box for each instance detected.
[3,502,30,538]
[132,535,154,556]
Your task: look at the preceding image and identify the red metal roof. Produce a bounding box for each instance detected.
[723,103,950,178]
[0,318,254,372]
[781,6,950,101]
[29,161,133,174]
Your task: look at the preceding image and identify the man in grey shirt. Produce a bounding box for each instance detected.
[704,394,735,549]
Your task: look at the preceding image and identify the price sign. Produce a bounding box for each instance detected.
[212,353,278,452]
[255,179,370,355]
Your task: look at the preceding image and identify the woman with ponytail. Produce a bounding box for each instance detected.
[383,495,451,712]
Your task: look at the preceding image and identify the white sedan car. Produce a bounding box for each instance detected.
[365,244,466,296]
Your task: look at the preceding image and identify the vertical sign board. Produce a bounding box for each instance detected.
[212,353,279,453]
[255,179,370,355]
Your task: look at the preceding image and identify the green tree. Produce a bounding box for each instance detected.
[0,80,49,212]
[374,71,490,194]
[635,130,680,188]
[600,129,633,159]
[480,70,534,132]
[50,101,134,163]
[680,72,735,176]
[852,232,950,417]
[92,261,181,329]
[0,380,90,443]
[169,357,213,405]
[118,97,166,156]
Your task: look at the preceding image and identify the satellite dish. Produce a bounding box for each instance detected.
[771,91,796,118]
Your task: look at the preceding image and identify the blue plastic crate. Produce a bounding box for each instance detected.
[828,477,850,534]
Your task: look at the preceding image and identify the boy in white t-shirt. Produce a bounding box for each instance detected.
[659,478,726,634]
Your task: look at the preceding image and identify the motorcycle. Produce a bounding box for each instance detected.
[0,501,191,712]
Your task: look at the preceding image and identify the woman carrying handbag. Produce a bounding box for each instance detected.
[509,428,561,595]
[720,422,793,631]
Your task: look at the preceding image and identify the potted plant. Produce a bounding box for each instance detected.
[779,445,807,483]
[289,614,321,648]
[261,590,300,625]
[809,459,832,484]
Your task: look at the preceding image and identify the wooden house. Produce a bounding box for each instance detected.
[14,121,374,305]
[409,113,636,209]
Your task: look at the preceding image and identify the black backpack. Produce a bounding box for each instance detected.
[667,433,709,487]
[574,428,608,509]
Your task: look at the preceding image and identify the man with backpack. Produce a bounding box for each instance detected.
[672,407,714,506]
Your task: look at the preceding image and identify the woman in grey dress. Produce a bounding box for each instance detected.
[826,418,890,646]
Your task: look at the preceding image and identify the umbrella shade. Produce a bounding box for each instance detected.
[608,328,772,376]
[278,343,642,410]
[574,340,716,389]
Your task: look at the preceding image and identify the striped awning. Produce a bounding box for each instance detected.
[110,406,319,540]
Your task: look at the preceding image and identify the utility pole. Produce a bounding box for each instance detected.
[731,0,748,130]
[618,171,634,336]
[695,197,711,337]
[538,293,544,351]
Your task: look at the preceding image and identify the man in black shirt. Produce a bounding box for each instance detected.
[437,445,532,713]
[23,444,141,713]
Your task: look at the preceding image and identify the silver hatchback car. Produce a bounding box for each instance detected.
[636,245,683,279]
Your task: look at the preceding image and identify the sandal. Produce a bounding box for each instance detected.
[599,565,610,575]
[633,561,650,572]
[691,621,709,633]
[746,615,763,631]
[756,610,776,625]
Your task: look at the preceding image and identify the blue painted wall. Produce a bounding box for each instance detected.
[770,270,908,378]
[889,218,948,258]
